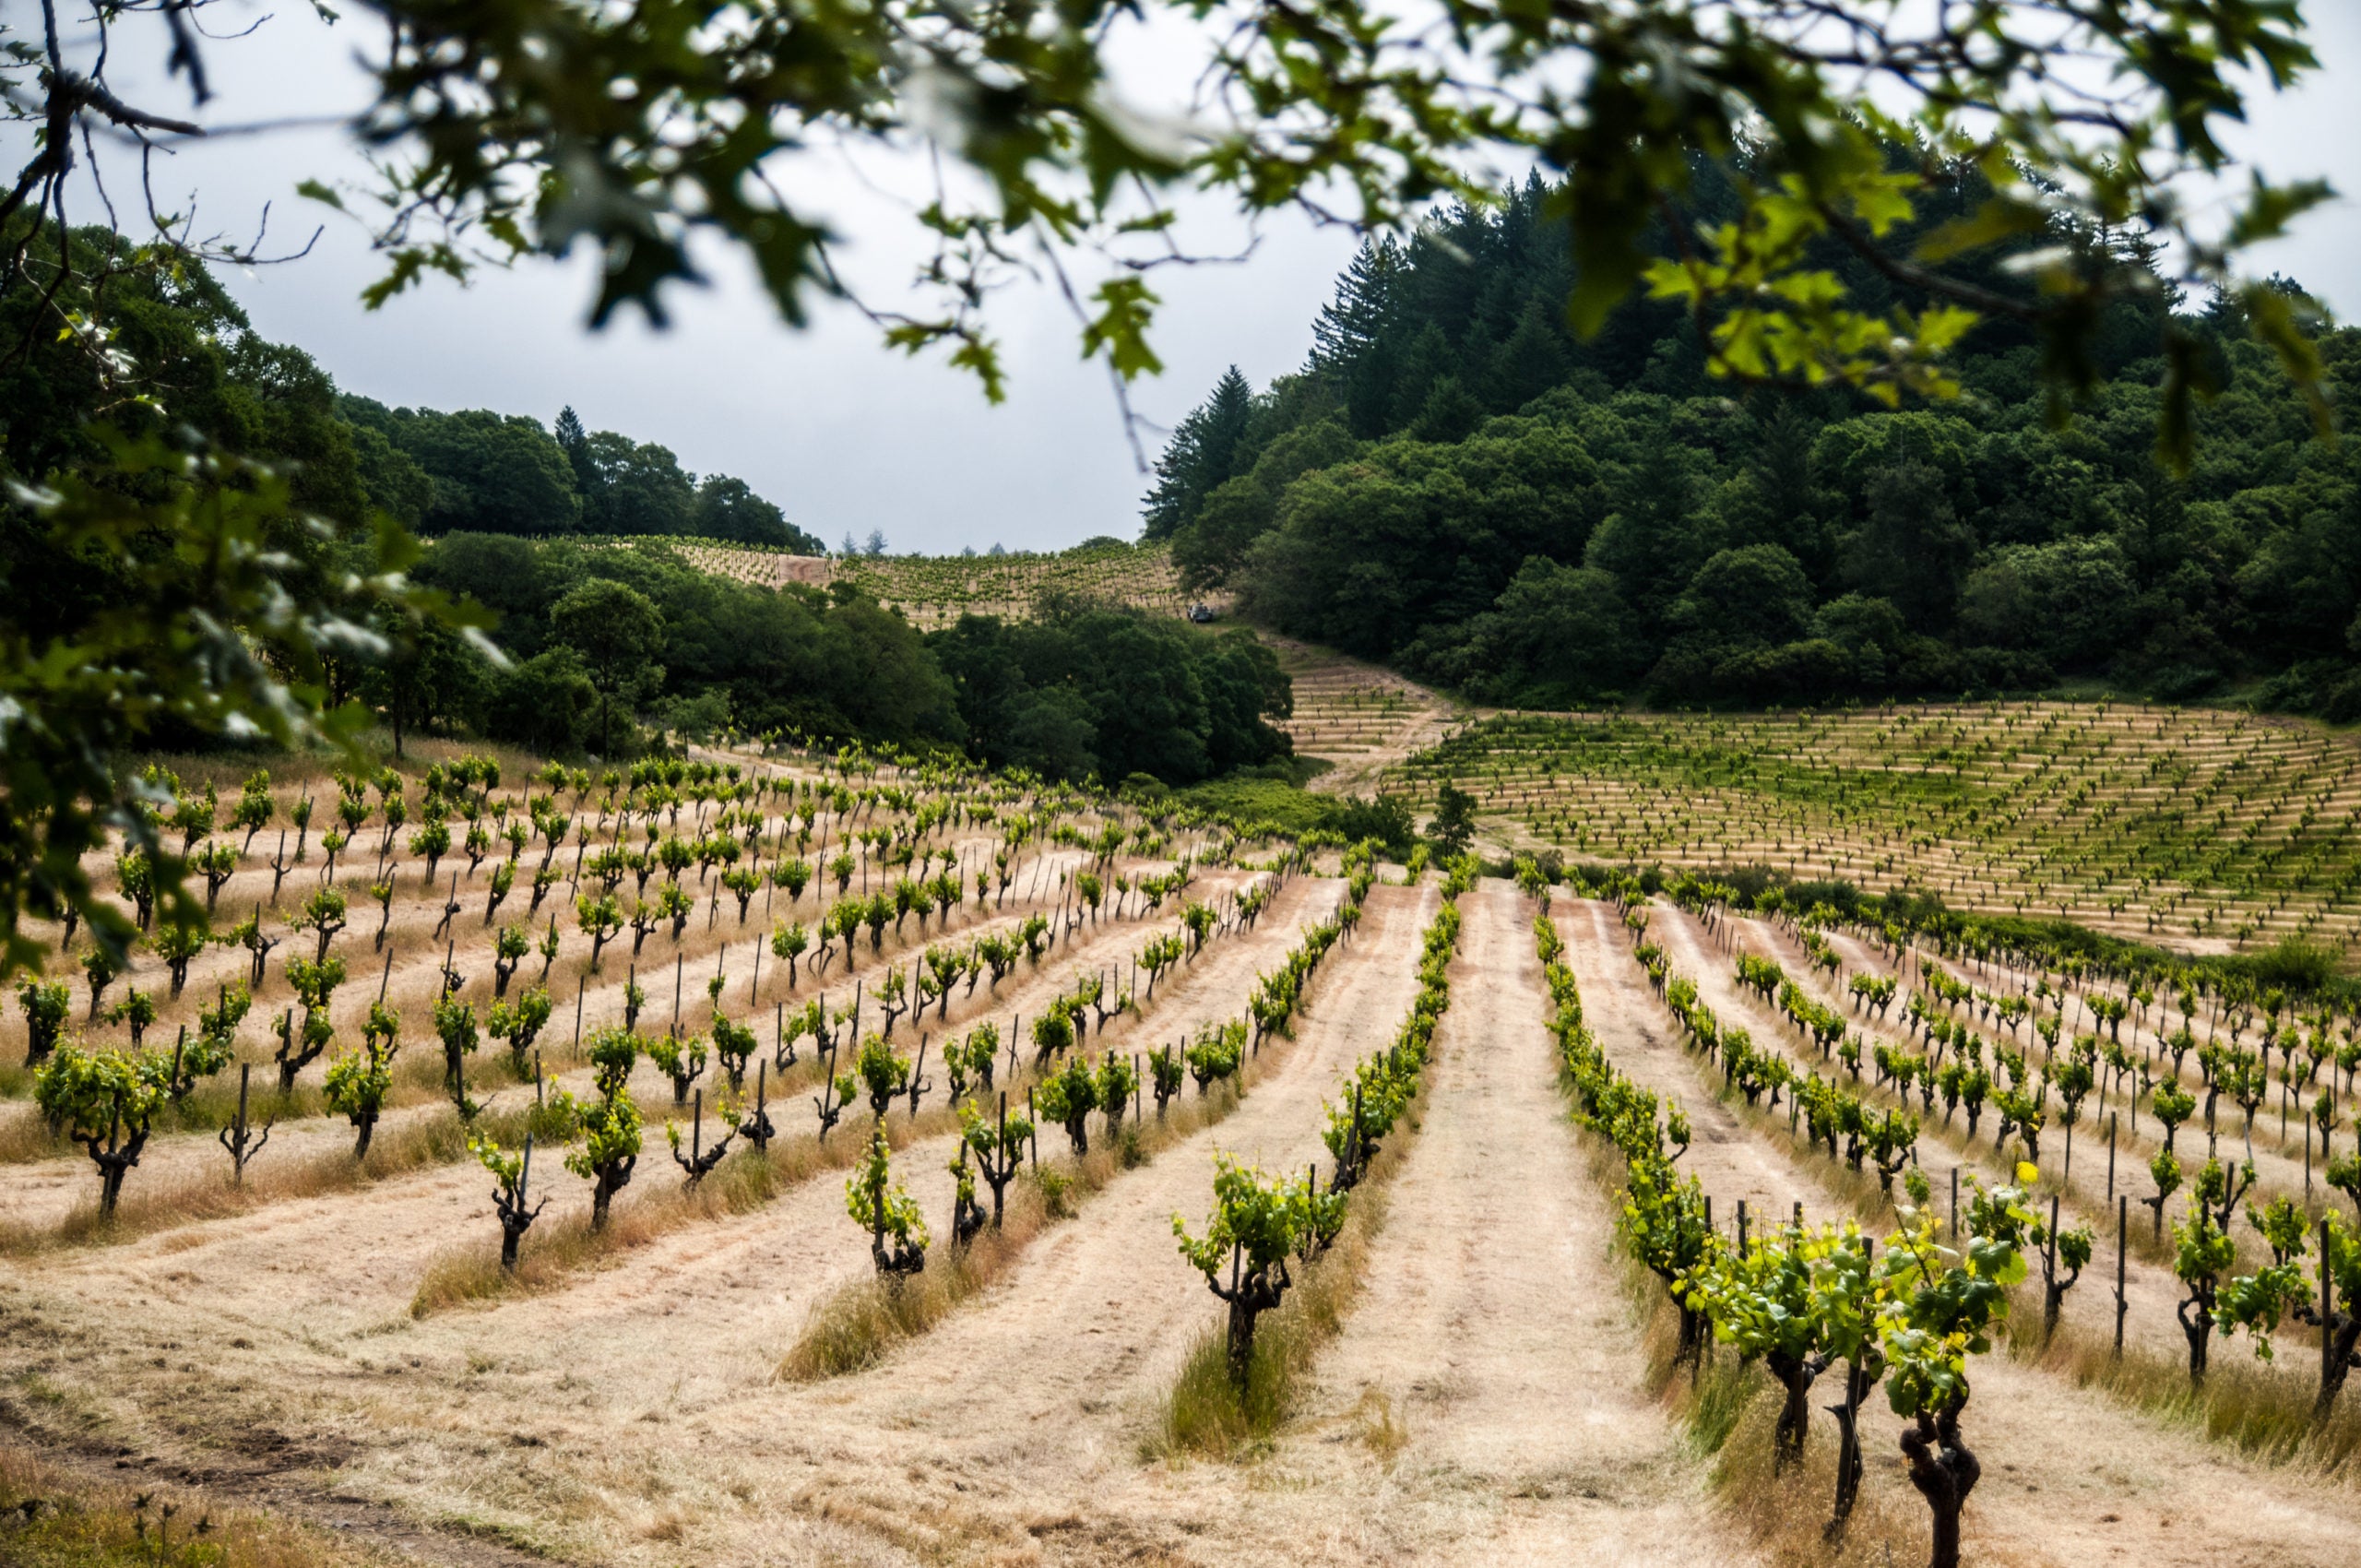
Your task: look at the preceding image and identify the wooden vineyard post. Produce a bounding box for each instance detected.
[750,939,762,1004]
[1736,1198,1749,1255]
[2114,1195,2129,1359]
[574,974,585,1060]
[1027,1087,1038,1170]
[379,945,394,1004]
[1950,1165,1959,1241]
[2325,1217,2336,1402]
[2107,1112,2118,1203]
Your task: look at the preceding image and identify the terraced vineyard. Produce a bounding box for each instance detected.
[1268,637,1462,797]
[1392,703,2361,954]
[579,535,833,590]
[832,540,1195,628]
[6,739,2361,1568]
[580,538,1194,630]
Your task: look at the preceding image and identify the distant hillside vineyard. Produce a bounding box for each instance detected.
[631,537,1198,631]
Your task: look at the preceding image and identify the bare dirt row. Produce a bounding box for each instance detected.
[1571,897,2361,1568]
[5,876,2357,1566]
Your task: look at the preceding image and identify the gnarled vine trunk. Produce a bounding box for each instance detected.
[1764,1348,1823,1470]
[1901,1402,1980,1568]
[1823,1357,1877,1537]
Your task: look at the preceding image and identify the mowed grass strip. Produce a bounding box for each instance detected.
[777,1070,1263,1382]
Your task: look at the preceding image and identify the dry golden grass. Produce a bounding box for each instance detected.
[1147,1086,1425,1459]
[0,1441,386,1568]
[778,1060,1275,1379]
[1694,1372,1965,1568]
[778,1193,1048,1380]
[0,1102,550,1254]
[0,1101,64,1163]
[407,1089,940,1315]
[2011,1291,2361,1475]
[1344,1386,1410,1463]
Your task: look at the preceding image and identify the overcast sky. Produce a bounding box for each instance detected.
[62,5,2361,555]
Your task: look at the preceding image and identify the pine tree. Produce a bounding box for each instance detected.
[1488,297,1572,411]
[1198,367,1252,484]
[1141,366,1254,540]
[1411,376,1484,444]
[1387,323,1453,432]
[1309,237,1400,372]
[553,406,592,490]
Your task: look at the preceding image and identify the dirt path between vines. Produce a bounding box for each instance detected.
[1662,909,2213,1371]
[1208,878,1755,1567]
[1585,900,2361,1568]
[0,876,1350,1564]
[0,862,1261,1233]
[667,879,1442,1566]
[1264,635,1461,800]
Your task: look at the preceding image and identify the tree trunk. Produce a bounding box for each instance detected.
[1825,1359,1870,1536]
[1226,1299,1259,1390]
[1766,1350,1816,1469]
[1901,1405,1979,1568]
[354,1114,376,1162]
[593,1167,628,1229]
[1676,1302,1707,1367]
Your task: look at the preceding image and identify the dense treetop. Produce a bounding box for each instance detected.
[929,602,1293,786]
[0,229,817,551]
[0,234,1279,789]
[397,538,1295,784]
[344,398,825,549]
[1145,173,2361,717]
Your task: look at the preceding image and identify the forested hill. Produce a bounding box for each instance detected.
[1144,172,2361,719]
[341,398,824,551]
[0,221,813,551]
[0,233,1292,787]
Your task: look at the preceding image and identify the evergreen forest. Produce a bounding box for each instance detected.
[1144,172,2361,718]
